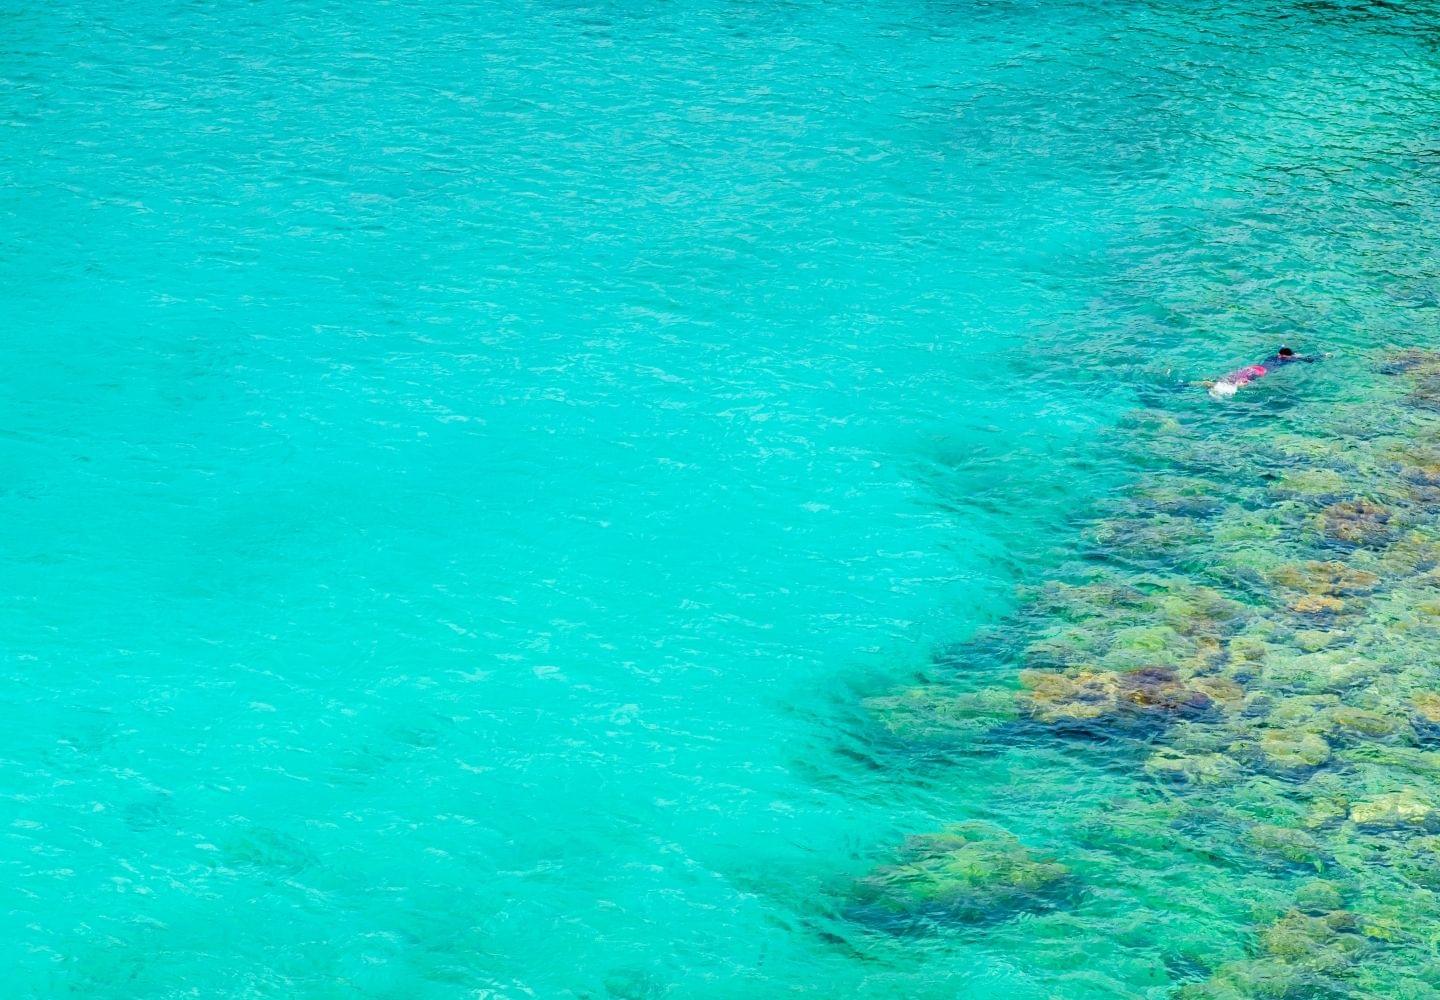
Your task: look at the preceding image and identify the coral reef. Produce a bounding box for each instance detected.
[1320,499,1398,548]
[850,822,1071,927]
[854,351,1440,995]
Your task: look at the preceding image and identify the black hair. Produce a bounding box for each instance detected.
[1278,346,1295,357]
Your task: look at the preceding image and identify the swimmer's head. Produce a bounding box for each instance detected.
[1278,346,1295,357]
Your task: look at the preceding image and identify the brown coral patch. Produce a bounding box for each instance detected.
[1320,500,1397,548]
[1290,594,1345,615]
[1270,561,1379,597]
[1019,666,1219,732]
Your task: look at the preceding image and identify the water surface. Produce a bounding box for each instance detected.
[3,1,1440,997]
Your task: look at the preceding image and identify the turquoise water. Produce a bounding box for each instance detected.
[4,1,1440,997]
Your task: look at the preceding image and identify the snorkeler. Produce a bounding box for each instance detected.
[1206,346,1319,399]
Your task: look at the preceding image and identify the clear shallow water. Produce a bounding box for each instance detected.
[3,1,1439,997]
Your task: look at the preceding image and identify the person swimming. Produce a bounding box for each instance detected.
[1206,346,1318,399]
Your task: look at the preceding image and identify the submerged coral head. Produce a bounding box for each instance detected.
[849,822,1073,931]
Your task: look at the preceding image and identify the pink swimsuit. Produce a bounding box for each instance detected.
[1220,363,1268,388]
